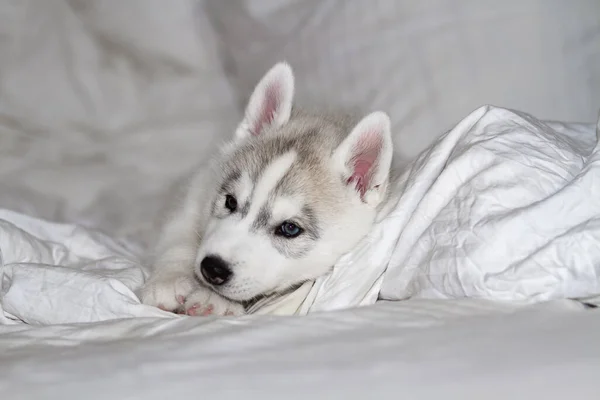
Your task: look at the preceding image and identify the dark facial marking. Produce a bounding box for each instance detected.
[219,170,241,195]
[266,204,321,259]
[240,199,251,218]
[300,205,320,240]
[251,205,272,231]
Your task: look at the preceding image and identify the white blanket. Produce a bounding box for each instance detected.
[292,105,600,312]
[0,209,173,325]
[381,106,600,302]
[2,300,595,400]
[2,105,599,325]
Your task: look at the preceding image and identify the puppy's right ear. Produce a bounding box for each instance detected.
[331,111,393,206]
[234,62,295,142]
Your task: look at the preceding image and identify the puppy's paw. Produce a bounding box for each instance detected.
[140,274,198,312]
[184,288,245,317]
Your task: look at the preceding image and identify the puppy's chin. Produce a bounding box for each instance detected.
[247,282,307,304]
[199,281,251,304]
[214,288,248,304]
[196,270,307,304]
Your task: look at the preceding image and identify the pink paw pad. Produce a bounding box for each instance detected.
[176,295,185,305]
[186,304,200,316]
[201,305,214,316]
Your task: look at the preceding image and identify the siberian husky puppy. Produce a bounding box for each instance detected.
[140,62,394,316]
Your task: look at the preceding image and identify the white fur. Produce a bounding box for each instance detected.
[238,172,254,204]
[193,152,298,301]
[271,196,304,222]
[140,62,394,317]
[246,151,297,219]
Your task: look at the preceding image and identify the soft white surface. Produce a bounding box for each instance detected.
[209,0,600,160]
[0,209,173,325]
[1,300,597,399]
[5,199,596,398]
[297,106,600,313]
[0,0,240,246]
[380,106,600,302]
[1,2,600,397]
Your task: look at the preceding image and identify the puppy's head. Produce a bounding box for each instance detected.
[195,63,393,302]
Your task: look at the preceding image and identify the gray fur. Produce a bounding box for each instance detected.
[213,108,359,258]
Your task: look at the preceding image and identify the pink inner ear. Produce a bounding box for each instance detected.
[252,83,281,136]
[346,130,382,198]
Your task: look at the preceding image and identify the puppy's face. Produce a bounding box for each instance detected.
[193,63,393,302]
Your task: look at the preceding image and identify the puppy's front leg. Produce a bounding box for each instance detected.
[140,251,199,313]
[140,173,209,312]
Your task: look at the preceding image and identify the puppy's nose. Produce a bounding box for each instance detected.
[200,255,232,286]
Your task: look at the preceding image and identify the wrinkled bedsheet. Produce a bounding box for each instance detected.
[302,106,600,312]
[0,209,171,325]
[2,299,598,400]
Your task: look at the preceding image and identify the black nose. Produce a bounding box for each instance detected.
[200,256,232,286]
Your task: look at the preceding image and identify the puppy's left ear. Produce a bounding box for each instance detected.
[332,112,393,206]
[234,62,295,142]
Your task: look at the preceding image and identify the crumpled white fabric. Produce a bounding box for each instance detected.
[1,105,599,324]
[299,105,600,313]
[0,209,173,324]
[380,106,600,302]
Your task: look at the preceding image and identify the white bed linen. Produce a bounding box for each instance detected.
[0,209,172,325]
[1,2,600,397]
[210,0,600,161]
[1,300,597,399]
[298,106,600,313]
[0,0,240,246]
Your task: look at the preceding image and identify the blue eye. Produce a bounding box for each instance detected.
[276,221,303,238]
